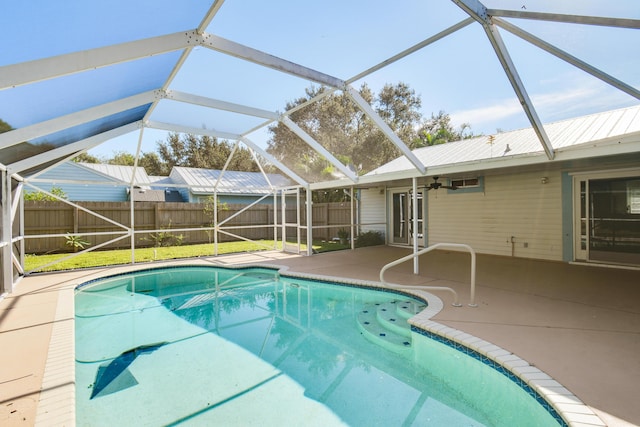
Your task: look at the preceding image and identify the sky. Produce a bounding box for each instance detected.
[1,0,638,164]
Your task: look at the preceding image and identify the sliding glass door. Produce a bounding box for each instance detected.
[390,190,424,246]
[575,172,640,266]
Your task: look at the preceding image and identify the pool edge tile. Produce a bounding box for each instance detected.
[35,286,75,427]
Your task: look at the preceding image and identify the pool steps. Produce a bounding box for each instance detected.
[356,299,426,353]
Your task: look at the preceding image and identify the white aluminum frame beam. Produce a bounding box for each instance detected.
[280,116,358,182]
[7,122,142,175]
[146,121,309,186]
[213,140,240,191]
[348,17,475,84]
[345,85,427,174]
[239,137,308,187]
[165,90,280,120]
[201,34,346,89]
[0,31,200,90]
[486,9,640,29]
[146,120,242,141]
[249,147,273,189]
[494,18,640,101]
[451,0,555,160]
[197,0,226,33]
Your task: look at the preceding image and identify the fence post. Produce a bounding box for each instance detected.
[154,204,160,231]
[73,206,79,234]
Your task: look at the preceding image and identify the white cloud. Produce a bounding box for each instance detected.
[450,76,637,133]
[450,99,522,129]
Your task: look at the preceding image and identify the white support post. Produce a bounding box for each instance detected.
[296,188,301,253]
[1,169,13,294]
[18,182,25,276]
[130,128,145,264]
[306,187,313,256]
[412,178,419,275]
[281,191,286,251]
[214,190,219,256]
[273,190,278,250]
[350,187,355,251]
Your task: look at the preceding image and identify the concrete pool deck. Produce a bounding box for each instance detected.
[1,246,639,426]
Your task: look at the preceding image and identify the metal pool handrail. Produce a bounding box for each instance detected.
[379,243,477,307]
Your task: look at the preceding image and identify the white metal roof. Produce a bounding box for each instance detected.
[80,163,153,186]
[367,104,640,177]
[171,166,292,195]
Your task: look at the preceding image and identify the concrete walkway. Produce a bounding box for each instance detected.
[1,247,639,426]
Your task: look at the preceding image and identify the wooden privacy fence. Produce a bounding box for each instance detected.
[23,201,355,254]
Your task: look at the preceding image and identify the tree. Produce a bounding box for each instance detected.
[73,152,102,163]
[138,152,167,176]
[0,118,13,133]
[413,111,474,148]
[156,133,259,172]
[266,83,451,180]
[108,151,136,166]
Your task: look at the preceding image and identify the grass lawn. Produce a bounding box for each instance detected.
[24,240,351,272]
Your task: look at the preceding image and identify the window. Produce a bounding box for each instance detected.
[451,177,479,188]
[449,177,483,193]
[628,180,640,214]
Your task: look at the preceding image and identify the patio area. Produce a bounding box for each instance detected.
[1,246,639,426]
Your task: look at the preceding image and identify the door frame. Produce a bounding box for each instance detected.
[388,186,425,247]
[572,167,640,265]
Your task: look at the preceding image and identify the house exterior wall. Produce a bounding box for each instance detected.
[359,188,387,236]
[426,170,563,261]
[26,163,127,202]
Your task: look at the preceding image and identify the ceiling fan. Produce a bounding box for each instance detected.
[425,176,457,191]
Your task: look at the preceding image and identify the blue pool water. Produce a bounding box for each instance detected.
[75,266,563,426]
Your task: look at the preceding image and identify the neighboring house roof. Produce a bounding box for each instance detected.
[170,167,293,195]
[148,175,174,186]
[366,105,640,178]
[80,163,153,187]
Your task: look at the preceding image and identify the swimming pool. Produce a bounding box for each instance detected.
[75,265,566,426]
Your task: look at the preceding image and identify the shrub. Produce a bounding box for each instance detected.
[24,186,67,201]
[355,231,384,248]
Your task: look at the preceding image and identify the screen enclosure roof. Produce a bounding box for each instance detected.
[1,0,639,190]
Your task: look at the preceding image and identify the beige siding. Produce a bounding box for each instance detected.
[360,188,387,235]
[428,171,563,261]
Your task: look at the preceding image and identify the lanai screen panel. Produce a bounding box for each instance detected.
[1,1,212,64]
[0,54,182,130]
[0,106,151,166]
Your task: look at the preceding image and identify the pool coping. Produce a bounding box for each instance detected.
[271,265,605,427]
[40,261,605,427]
